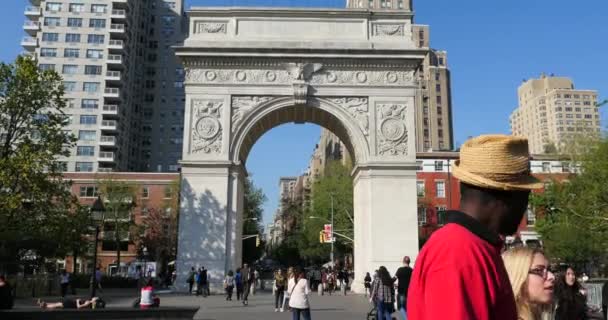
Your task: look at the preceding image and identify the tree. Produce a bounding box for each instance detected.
[136,179,179,275]
[532,135,608,270]
[242,176,266,264]
[97,177,138,275]
[301,161,354,263]
[0,56,86,273]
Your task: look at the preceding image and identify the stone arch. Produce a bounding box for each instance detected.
[230,96,371,166]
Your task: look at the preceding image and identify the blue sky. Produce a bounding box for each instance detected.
[3,1,607,225]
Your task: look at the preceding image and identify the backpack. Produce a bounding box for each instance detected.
[235,273,242,286]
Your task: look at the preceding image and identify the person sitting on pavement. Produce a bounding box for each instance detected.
[38,297,104,309]
[140,278,160,309]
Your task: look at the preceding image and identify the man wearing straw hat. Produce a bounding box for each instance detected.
[407,135,543,320]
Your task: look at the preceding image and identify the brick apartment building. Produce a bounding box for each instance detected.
[61,172,179,275]
[416,152,574,244]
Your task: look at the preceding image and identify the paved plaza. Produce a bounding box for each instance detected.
[14,289,375,320]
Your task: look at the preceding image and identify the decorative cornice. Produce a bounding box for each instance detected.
[180,58,421,70]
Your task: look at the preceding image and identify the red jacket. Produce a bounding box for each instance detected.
[407,211,517,320]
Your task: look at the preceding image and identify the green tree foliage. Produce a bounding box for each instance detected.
[97,178,138,273]
[242,176,267,264]
[0,56,85,273]
[300,161,353,263]
[532,135,608,267]
[136,179,180,274]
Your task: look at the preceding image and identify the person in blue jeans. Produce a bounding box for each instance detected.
[369,266,395,320]
[394,256,413,320]
[289,268,312,320]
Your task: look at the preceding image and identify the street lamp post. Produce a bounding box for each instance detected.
[330,194,334,267]
[90,196,105,298]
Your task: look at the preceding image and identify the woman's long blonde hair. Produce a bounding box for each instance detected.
[502,247,552,320]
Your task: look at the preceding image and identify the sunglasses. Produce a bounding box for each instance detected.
[528,266,554,279]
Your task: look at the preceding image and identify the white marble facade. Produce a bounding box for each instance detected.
[176,7,426,293]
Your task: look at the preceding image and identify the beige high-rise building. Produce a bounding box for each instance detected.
[22,0,184,172]
[510,74,600,154]
[347,1,454,151]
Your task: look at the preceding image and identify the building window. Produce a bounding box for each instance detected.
[39,64,55,71]
[436,206,447,225]
[86,49,103,59]
[67,18,83,27]
[69,3,84,12]
[435,84,441,92]
[62,81,77,92]
[42,33,59,42]
[164,187,172,199]
[416,180,425,197]
[83,82,99,93]
[78,130,96,141]
[65,33,81,43]
[40,48,57,57]
[90,4,107,13]
[142,187,150,199]
[434,161,443,171]
[64,48,80,58]
[79,186,98,197]
[87,34,105,44]
[75,162,94,172]
[417,207,427,226]
[562,162,571,173]
[81,99,98,109]
[438,129,444,138]
[46,2,63,12]
[43,17,61,27]
[542,162,551,173]
[435,180,446,198]
[79,115,97,125]
[89,19,106,28]
[62,64,78,75]
[76,146,95,156]
[84,65,102,75]
[141,207,149,216]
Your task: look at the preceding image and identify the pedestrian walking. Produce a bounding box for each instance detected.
[224,270,235,301]
[254,269,260,293]
[502,247,555,320]
[555,266,588,320]
[407,135,541,320]
[289,268,312,320]
[187,267,195,294]
[370,266,395,320]
[95,267,103,293]
[201,267,209,297]
[364,272,372,297]
[0,275,14,310]
[283,267,294,311]
[195,268,203,296]
[59,270,70,298]
[235,268,243,301]
[340,269,349,295]
[394,256,413,320]
[273,268,286,312]
[249,267,256,296]
[319,268,327,296]
[241,264,250,305]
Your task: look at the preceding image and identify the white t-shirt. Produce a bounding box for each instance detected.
[288,278,311,309]
[140,286,154,306]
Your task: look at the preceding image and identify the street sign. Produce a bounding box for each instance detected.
[323,224,334,243]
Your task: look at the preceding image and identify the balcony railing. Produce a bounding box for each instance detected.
[23,21,40,28]
[24,6,41,15]
[111,9,126,16]
[101,231,130,240]
[102,104,118,112]
[106,71,121,78]
[110,24,125,32]
[101,120,117,130]
[104,88,120,95]
[98,151,114,161]
[21,37,37,46]
[100,136,116,144]
[108,40,124,48]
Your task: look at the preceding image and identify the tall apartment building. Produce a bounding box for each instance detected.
[510,74,600,154]
[22,0,184,173]
[413,25,454,151]
[347,1,454,151]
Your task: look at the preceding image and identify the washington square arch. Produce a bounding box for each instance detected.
[175,6,427,293]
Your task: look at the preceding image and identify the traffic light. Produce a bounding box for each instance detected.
[319,231,324,243]
[255,235,260,247]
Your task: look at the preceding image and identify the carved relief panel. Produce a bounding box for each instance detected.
[190,100,224,154]
[375,102,409,157]
[231,96,276,133]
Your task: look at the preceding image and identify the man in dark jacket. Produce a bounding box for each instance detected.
[0,275,14,310]
[241,264,250,306]
[602,280,608,320]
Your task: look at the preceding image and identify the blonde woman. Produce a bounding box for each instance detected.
[502,247,555,320]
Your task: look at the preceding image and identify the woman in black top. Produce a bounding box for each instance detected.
[364,272,372,297]
[555,266,587,320]
[38,297,102,309]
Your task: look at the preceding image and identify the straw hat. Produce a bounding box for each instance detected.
[452,134,543,191]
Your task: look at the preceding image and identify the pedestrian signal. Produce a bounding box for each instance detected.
[255,235,260,247]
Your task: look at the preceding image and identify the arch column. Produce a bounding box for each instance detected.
[351,163,419,293]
